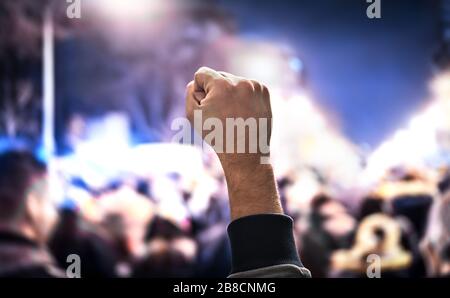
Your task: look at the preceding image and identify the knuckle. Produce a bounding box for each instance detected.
[261,84,270,97]
[196,66,209,74]
[194,66,213,81]
[236,79,254,93]
[250,80,262,93]
[194,71,202,82]
[194,67,208,81]
[213,77,232,90]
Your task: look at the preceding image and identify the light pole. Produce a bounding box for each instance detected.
[42,5,55,159]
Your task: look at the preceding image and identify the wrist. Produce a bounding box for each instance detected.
[219,154,283,220]
[218,153,263,175]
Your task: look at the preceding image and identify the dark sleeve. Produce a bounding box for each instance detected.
[227,214,311,278]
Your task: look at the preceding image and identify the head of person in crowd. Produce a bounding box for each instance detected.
[49,207,119,278]
[0,150,57,244]
[358,195,385,221]
[0,150,62,277]
[300,193,356,277]
[310,193,355,239]
[98,184,155,259]
[133,217,198,277]
[378,168,435,239]
[309,193,334,225]
[133,237,198,278]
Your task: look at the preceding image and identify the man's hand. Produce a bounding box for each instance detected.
[186,67,283,220]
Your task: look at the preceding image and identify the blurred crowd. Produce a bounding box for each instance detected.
[295,167,450,278]
[0,148,449,278]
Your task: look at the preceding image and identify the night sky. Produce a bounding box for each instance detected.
[217,0,440,148]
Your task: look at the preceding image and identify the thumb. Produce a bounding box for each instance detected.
[194,66,221,95]
[186,81,201,124]
[186,80,206,104]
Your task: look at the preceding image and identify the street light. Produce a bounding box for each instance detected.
[42,5,55,158]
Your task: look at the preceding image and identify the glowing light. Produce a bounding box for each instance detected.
[362,104,443,184]
[431,71,450,101]
[129,143,204,177]
[289,57,303,73]
[269,91,362,188]
[90,0,160,20]
[234,51,284,86]
[227,41,301,90]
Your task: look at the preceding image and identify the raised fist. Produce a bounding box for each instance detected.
[185,67,281,220]
[185,66,272,166]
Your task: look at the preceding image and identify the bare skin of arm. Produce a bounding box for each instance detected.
[185,67,283,221]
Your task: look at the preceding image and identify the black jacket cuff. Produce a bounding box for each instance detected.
[227,213,303,274]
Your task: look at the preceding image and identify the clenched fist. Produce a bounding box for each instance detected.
[185,67,282,220]
[186,66,272,166]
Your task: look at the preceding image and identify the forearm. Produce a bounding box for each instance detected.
[221,159,310,278]
[220,157,282,220]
